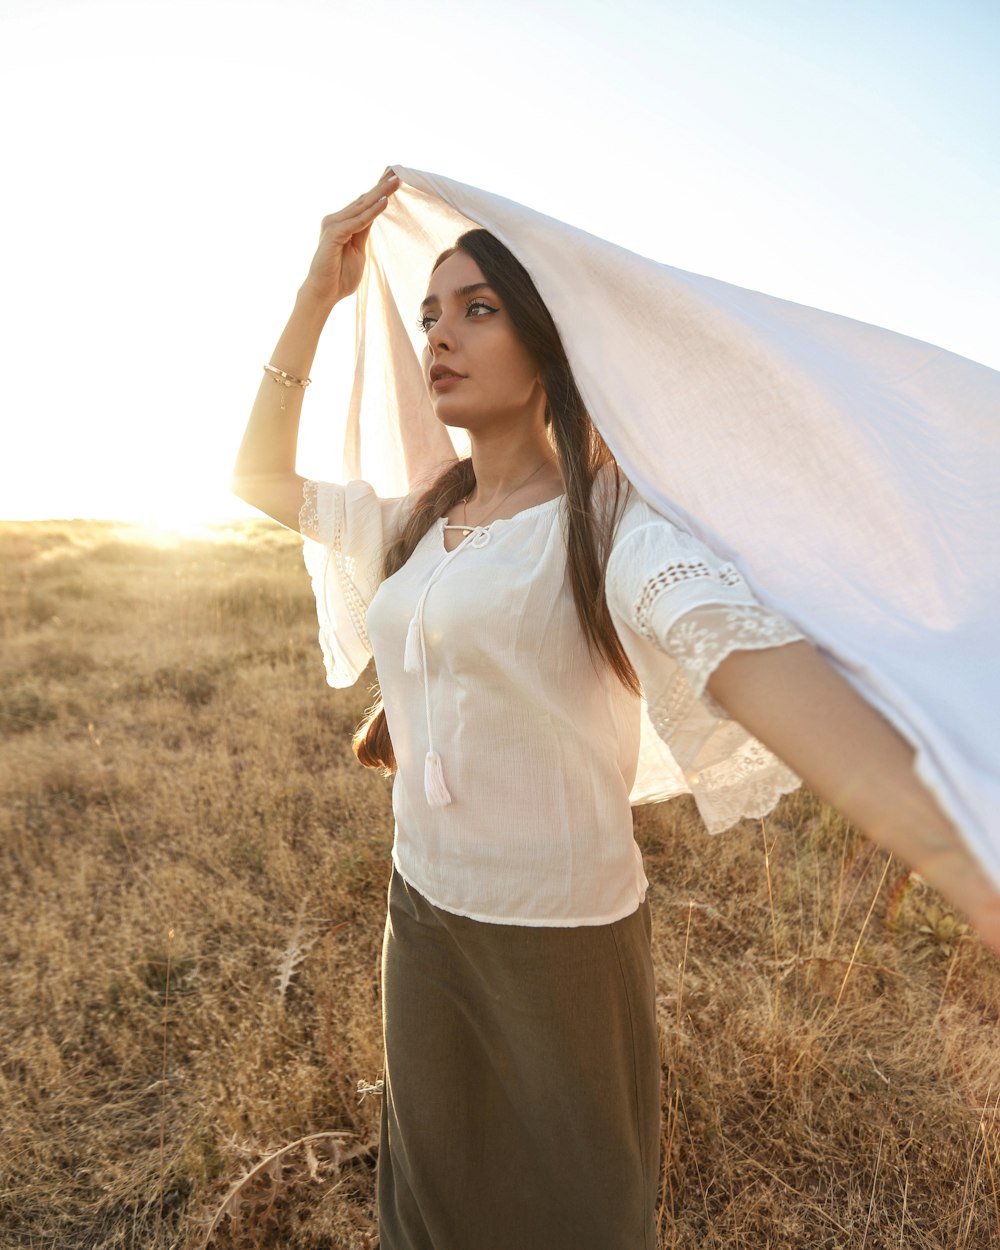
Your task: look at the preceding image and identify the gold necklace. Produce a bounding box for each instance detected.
[455,460,552,536]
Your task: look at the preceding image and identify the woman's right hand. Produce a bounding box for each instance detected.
[300,170,400,308]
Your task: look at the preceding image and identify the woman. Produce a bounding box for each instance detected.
[232,172,1000,1250]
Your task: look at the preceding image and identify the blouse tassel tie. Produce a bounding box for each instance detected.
[404,526,489,807]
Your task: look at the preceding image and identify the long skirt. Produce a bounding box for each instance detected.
[377,868,661,1250]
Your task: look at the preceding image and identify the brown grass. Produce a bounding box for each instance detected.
[1,518,998,1249]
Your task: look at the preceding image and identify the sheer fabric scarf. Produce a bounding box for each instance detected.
[328,165,1000,890]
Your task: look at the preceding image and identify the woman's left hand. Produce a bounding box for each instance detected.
[707,640,1000,957]
[898,828,1000,955]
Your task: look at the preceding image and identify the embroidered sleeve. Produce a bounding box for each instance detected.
[299,477,321,541]
[607,503,805,831]
[648,601,805,714]
[621,522,804,692]
[299,479,404,689]
[633,556,745,639]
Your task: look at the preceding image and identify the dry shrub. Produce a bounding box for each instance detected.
[26,639,99,678]
[196,1132,377,1250]
[1,518,998,1250]
[0,683,60,733]
[212,577,318,627]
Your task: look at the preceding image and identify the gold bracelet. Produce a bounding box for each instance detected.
[263,363,311,388]
[264,363,311,412]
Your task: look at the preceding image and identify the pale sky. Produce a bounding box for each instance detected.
[2,0,997,524]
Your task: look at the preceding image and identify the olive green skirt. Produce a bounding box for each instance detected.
[377,869,660,1250]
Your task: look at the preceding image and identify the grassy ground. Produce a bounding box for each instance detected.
[1,518,998,1250]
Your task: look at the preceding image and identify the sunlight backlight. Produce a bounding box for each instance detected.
[2,0,996,522]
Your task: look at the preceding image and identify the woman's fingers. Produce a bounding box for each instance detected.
[352,170,398,210]
[913,843,1000,957]
[328,172,400,226]
[345,188,394,231]
[302,173,400,305]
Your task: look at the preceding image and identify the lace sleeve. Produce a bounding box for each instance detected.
[607,506,804,830]
[618,519,805,680]
[299,477,320,541]
[299,479,406,689]
[652,601,805,715]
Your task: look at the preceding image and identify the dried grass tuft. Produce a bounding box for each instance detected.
[197,1131,377,1250]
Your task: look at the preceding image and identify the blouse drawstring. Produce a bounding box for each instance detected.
[405,526,489,806]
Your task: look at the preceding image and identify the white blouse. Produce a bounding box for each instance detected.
[300,478,804,926]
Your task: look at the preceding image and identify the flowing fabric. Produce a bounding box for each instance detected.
[338,166,1000,889]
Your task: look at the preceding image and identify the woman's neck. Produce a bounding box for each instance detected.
[466,428,562,503]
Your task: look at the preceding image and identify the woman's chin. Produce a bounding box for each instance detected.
[430,399,475,432]
[433,413,473,432]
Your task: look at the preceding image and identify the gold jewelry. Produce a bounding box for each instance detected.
[263,363,311,387]
[456,460,552,536]
[264,363,311,412]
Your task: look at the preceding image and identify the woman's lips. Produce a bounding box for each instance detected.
[431,374,464,391]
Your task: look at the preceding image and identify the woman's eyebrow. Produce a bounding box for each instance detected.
[420,282,495,312]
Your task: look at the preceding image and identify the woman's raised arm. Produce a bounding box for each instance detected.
[707,639,1000,954]
[230,171,399,531]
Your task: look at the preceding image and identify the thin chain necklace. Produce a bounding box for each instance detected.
[448,459,553,537]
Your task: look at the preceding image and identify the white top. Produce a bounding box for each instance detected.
[300,477,804,926]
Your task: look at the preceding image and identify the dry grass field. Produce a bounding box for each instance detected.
[2,517,999,1250]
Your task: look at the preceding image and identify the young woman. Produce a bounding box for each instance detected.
[232,172,1000,1250]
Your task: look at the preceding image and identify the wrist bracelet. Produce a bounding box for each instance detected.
[263,363,311,388]
[263,363,311,412]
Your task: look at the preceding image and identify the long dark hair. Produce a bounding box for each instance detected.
[354,229,639,773]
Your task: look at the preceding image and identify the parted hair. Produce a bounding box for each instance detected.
[353,229,639,773]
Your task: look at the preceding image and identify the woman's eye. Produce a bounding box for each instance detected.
[416,300,497,334]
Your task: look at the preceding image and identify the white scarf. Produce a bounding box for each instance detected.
[344,165,1000,890]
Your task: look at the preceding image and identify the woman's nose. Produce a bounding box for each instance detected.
[426,316,453,353]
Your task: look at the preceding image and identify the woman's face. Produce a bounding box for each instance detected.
[419,250,546,433]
